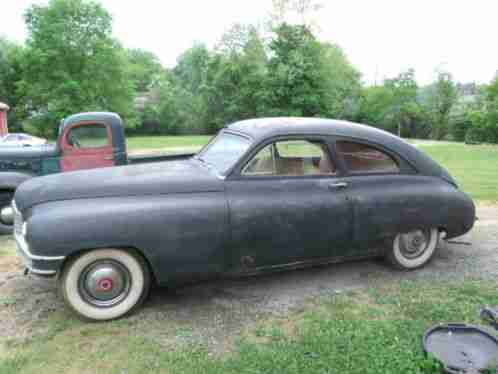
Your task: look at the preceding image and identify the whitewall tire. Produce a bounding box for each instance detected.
[387,228,439,270]
[59,249,150,321]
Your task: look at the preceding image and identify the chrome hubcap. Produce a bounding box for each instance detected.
[0,205,13,225]
[399,229,430,259]
[79,260,131,308]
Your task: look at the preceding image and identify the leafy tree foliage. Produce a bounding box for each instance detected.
[126,49,164,92]
[423,71,458,139]
[266,24,360,119]
[464,77,498,143]
[0,0,495,143]
[18,0,136,136]
[0,38,24,130]
[356,70,429,138]
[266,24,323,117]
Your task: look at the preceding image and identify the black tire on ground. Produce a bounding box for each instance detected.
[59,248,151,321]
[386,228,439,270]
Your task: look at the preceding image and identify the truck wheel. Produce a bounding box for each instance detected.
[386,228,439,270]
[60,249,151,321]
[0,191,14,235]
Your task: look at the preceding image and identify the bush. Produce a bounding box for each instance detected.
[464,126,485,144]
[450,117,473,142]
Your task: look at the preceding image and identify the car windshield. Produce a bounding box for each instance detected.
[197,132,251,175]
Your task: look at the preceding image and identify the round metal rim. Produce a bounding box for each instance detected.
[422,323,498,373]
[398,229,432,259]
[78,259,132,308]
[0,205,14,226]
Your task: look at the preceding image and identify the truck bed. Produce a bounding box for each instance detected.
[127,153,195,164]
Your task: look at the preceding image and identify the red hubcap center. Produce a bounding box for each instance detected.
[98,278,113,291]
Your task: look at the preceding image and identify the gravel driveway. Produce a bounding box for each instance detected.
[1,204,497,353]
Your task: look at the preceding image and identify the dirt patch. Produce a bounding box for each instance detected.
[0,204,497,354]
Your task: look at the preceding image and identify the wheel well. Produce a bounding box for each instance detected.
[59,247,158,285]
[0,189,15,205]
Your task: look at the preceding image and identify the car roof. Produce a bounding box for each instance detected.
[226,117,443,177]
[62,112,122,130]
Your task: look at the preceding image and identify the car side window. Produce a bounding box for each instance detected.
[67,124,109,149]
[336,141,399,174]
[242,140,336,176]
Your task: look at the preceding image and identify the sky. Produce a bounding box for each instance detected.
[1,0,497,85]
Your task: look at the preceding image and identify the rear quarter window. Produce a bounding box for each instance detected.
[68,124,109,148]
[336,141,400,174]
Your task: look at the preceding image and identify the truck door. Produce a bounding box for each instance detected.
[60,122,114,172]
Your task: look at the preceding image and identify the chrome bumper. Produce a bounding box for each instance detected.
[13,201,65,276]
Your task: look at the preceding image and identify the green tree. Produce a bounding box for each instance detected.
[266,24,361,119]
[0,38,25,131]
[356,70,429,138]
[317,42,361,118]
[19,0,136,137]
[126,49,164,92]
[173,43,211,95]
[203,26,269,132]
[384,69,420,137]
[424,71,458,139]
[475,76,498,143]
[266,24,326,117]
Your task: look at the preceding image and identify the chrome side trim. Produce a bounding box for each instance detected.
[14,231,65,261]
[26,264,57,276]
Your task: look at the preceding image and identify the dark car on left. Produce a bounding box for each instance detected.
[12,117,476,321]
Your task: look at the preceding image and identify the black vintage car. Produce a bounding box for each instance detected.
[13,118,475,321]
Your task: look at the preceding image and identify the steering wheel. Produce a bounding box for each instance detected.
[68,133,81,148]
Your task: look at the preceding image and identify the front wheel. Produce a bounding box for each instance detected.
[60,249,151,321]
[386,228,439,270]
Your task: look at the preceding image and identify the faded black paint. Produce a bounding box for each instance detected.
[14,118,476,284]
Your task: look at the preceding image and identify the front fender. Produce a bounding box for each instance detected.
[1,172,34,190]
[25,193,229,284]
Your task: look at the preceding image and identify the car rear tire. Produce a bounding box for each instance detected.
[386,228,439,270]
[59,249,150,321]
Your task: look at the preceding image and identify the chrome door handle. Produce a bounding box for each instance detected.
[328,182,349,190]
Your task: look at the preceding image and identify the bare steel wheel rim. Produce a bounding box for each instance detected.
[398,229,431,259]
[78,260,132,308]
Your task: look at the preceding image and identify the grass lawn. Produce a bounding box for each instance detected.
[419,143,498,202]
[126,135,211,152]
[1,279,497,373]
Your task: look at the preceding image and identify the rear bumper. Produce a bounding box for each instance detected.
[14,231,65,276]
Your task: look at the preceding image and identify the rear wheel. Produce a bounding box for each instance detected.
[386,228,439,270]
[60,249,151,321]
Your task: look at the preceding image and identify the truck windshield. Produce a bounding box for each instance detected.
[197,132,251,175]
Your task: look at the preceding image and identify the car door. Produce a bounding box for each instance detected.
[225,136,354,272]
[333,139,418,253]
[60,122,115,172]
